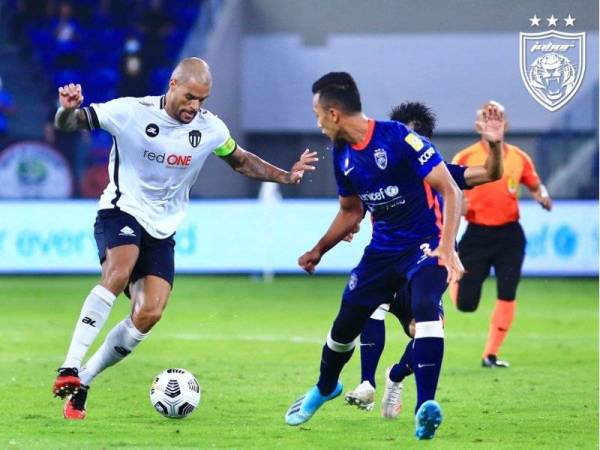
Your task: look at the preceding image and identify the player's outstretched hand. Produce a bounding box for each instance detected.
[298,249,322,274]
[425,245,464,284]
[289,149,318,184]
[58,83,84,110]
[478,104,505,144]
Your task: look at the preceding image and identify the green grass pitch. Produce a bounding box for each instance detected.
[0,276,597,449]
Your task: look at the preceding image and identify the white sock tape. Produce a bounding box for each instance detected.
[414,320,444,339]
[326,331,356,352]
[370,303,390,320]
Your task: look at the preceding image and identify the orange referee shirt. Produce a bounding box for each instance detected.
[452,140,540,226]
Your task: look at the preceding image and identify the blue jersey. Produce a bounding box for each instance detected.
[333,120,445,252]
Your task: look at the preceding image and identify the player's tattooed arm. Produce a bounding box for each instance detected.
[54,83,89,131]
[223,147,318,184]
[54,108,89,131]
[298,195,363,274]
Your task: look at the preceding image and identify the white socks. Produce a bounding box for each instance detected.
[80,316,148,386]
[62,285,116,370]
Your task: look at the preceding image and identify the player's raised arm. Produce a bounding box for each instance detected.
[222,147,318,185]
[298,195,363,273]
[463,103,505,186]
[423,163,464,283]
[54,83,90,131]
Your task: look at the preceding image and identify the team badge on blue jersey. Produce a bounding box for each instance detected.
[348,272,358,290]
[188,130,202,148]
[373,148,388,170]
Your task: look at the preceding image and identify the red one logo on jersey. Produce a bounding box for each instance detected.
[166,154,192,167]
[144,150,192,168]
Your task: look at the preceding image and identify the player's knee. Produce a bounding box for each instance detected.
[412,296,439,322]
[455,286,481,312]
[456,298,479,312]
[103,266,132,293]
[133,308,162,332]
[411,265,447,321]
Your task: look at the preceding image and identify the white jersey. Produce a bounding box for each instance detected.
[84,96,236,239]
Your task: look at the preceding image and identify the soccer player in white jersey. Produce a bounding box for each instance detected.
[51,57,318,420]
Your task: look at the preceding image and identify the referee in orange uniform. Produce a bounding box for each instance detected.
[452,101,552,368]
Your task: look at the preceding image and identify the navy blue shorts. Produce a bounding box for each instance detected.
[94,209,175,292]
[330,251,447,344]
[342,237,442,309]
[389,280,445,338]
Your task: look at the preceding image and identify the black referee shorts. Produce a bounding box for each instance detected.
[456,221,526,312]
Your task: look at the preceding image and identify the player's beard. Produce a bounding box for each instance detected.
[179,109,197,123]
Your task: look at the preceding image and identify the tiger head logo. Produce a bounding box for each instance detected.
[519,30,586,112]
[528,53,576,103]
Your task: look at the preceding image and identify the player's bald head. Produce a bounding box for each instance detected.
[166,58,212,124]
[171,57,212,86]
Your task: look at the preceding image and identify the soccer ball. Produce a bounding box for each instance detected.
[150,368,201,419]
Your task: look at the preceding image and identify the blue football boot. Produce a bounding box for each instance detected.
[415,400,443,440]
[285,382,343,426]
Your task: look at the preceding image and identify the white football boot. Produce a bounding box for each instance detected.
[344,380,375,411]
[380,367,403,419]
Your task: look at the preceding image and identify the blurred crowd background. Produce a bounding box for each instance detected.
[0,0,209,197]
[0,0,597,200]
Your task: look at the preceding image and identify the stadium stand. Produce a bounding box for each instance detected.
[2,0,203,197]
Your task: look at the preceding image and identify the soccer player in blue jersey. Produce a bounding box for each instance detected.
[284,73,464,440]
[346,101,506,417]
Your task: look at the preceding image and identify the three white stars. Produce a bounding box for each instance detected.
[529,14,576,27]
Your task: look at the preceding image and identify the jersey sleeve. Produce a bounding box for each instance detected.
[445,163,472,190]
[333,153,356,197]
[85,97,133,135]
[519,149,541,189]
[211,118,237,157]
[394,123,443,180]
